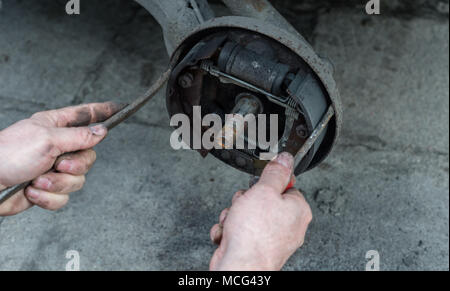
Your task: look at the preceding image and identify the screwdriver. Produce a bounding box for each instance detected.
[0,68,172,205]
[250,106,335,192]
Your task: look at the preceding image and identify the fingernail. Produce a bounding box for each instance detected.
[35,177,52,190]
[274,152,294,169]
[27,188,40,200]
[89,124,107,136]
[58,160,73,172]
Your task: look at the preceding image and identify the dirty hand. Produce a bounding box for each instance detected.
[0,102,122,216]
[209,152,313,271]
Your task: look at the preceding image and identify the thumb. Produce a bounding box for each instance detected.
[255,152,294,194]
[51,124,108,154]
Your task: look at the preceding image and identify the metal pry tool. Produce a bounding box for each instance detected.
[249,106,335,191]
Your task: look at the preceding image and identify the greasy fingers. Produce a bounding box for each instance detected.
[52,125,107,154]
[31,102,125,128]
[0,102,123,217]
[29,102,126,154]
[25,187,69,211]
[32,172,85,194]
[29,102,125,160]
[55,149,97,175]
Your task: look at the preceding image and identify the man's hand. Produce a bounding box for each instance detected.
[209,152,313,271]
[0,102,123,216]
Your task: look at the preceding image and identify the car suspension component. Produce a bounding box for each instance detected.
[135,0,342,176]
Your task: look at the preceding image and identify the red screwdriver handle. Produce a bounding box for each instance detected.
[284,176,296,192]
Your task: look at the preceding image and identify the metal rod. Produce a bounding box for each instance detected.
[249,106,335,188]
[0,68,172,206]
[0,182,30,204]
[293,106,335,169]
[202,62,292,110]
[103,68,171,130]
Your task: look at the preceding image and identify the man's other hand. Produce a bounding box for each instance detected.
[0,102,123,216]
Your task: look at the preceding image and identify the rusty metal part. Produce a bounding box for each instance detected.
[249,106,334,187]
[188,0,206,23]
[133,1,341,176]
[215,93,263,149]
[168,33,312,175]
[135,0,214,54]
[200,60,293,110]
[217,41,290,95]
[169,16,342,173]
[280,99,299,150]
[296,124,308,138]
[221,0,301,38]
[294,106,335,169]
[286,69,328,172]
[0,68,172,206]
[178,72,195,89]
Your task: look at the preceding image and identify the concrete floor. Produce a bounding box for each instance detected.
[0,0,448,271]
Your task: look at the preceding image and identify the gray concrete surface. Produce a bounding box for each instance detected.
[0,0,448,270]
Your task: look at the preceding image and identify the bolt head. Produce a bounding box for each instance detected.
[236,157,247,167]
[178,73,194,88]
[221,151,231,160]
[296,125,308,138]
